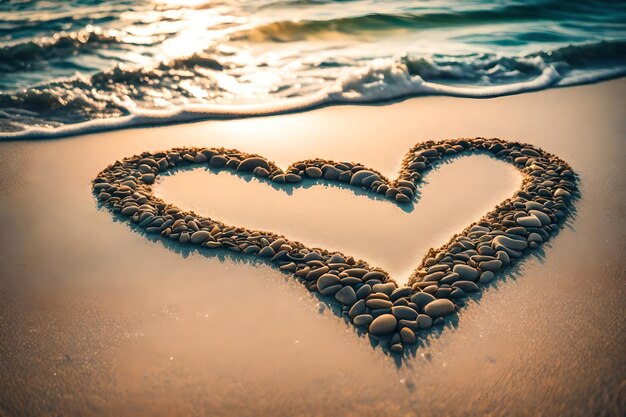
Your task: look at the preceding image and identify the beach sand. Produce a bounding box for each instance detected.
[1,79,624,416]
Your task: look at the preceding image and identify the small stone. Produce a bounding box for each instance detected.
[356,284,372,299]
[258,246,275,257]
[140,173,155,184]
[253,166,269,177]
[322,165,341,180]
[349,299,366,318]
[410,292,436,308]
[396,193,410,203]
[238,157,270,172]
[452,280,479,292]
[319,284,342,296]
[209,155,228,167]
[479,259,502,272]
[305,166,323,178]
[479,271,495,284]
[350,170,379,187]
[554,188,571,199]
[453,264,480,281]
[529,210,551,225]
[190,230,211,244]
[391,306,418,321]
[279,262,296,272]
[400,327,417,345]
[493,235,528,251]
[306,266,330,281]
[285,173,302,183]
[424,299,455,318]
[179,232,190,244]
[353,314,373,327]
[335,286,357,305]
[387,285,408,298]
[390,343,404,353]
[369,314,397,336]
[121,206,138,216]
[525,201,544,211]
[496,250,511,266]
[362,271,386,281]
[317,274,340,291]
[417,314,433,329]
[516,215,542,228]
[372,283,396,296]
[440,272,460,285]
[366,299,393,309]
[344,268,369,278]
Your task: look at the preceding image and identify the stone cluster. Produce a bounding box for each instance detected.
[93,138,577,353]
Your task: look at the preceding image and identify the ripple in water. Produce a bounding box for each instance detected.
[1,0,625,137]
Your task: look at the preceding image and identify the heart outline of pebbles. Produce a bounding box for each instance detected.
[93,138,577,354]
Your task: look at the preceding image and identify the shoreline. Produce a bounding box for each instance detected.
[2,75,625,141]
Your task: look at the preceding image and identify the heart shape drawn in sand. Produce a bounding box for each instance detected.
[94,138,577,354]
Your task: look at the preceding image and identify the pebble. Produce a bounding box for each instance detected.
[410,292,435,308]
[179,232,190,244]
[516,215,542,228]
[335,286,357,305]
[452,280,479,292]
[317,274,340,292]
[209,155,227,167]
[554,188,571,198]
[369,314,397,336]
[353,314,373,327]
[496,250,510,265]
[362,271,386,281]
[190,230,211,244]
[258,246,275,257]
[396,193,410,203]
[141,173,155,184]
[479,259,502,272]
[424,299,455,318]
[453,264,480,281]
[356,284,372,299]
[305,166,323,178]
[366,299,393,309]
[350,170,379,187]
[400,327,417,345]
[306,266,329,281]
[493,235,528,251]
[237,157,270,172]
[392,306,418,321]
[417,314,433,329]
[372,282,396,296]
[319,284,342,296]
[285,173,302,183]
[390,343,404,353]
[529,209,551,225]
[322,165,341,180]
[349,299,366,318]
[479,271,495,284]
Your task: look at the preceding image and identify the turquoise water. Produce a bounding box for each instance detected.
[1,0,625,137]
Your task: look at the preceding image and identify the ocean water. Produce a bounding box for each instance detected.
[1,0,625,137]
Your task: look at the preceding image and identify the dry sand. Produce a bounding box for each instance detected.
[0,79,625,416]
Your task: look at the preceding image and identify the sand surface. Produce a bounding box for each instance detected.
[1,80,625,416]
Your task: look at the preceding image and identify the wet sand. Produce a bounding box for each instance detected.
[1,79,625,416]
